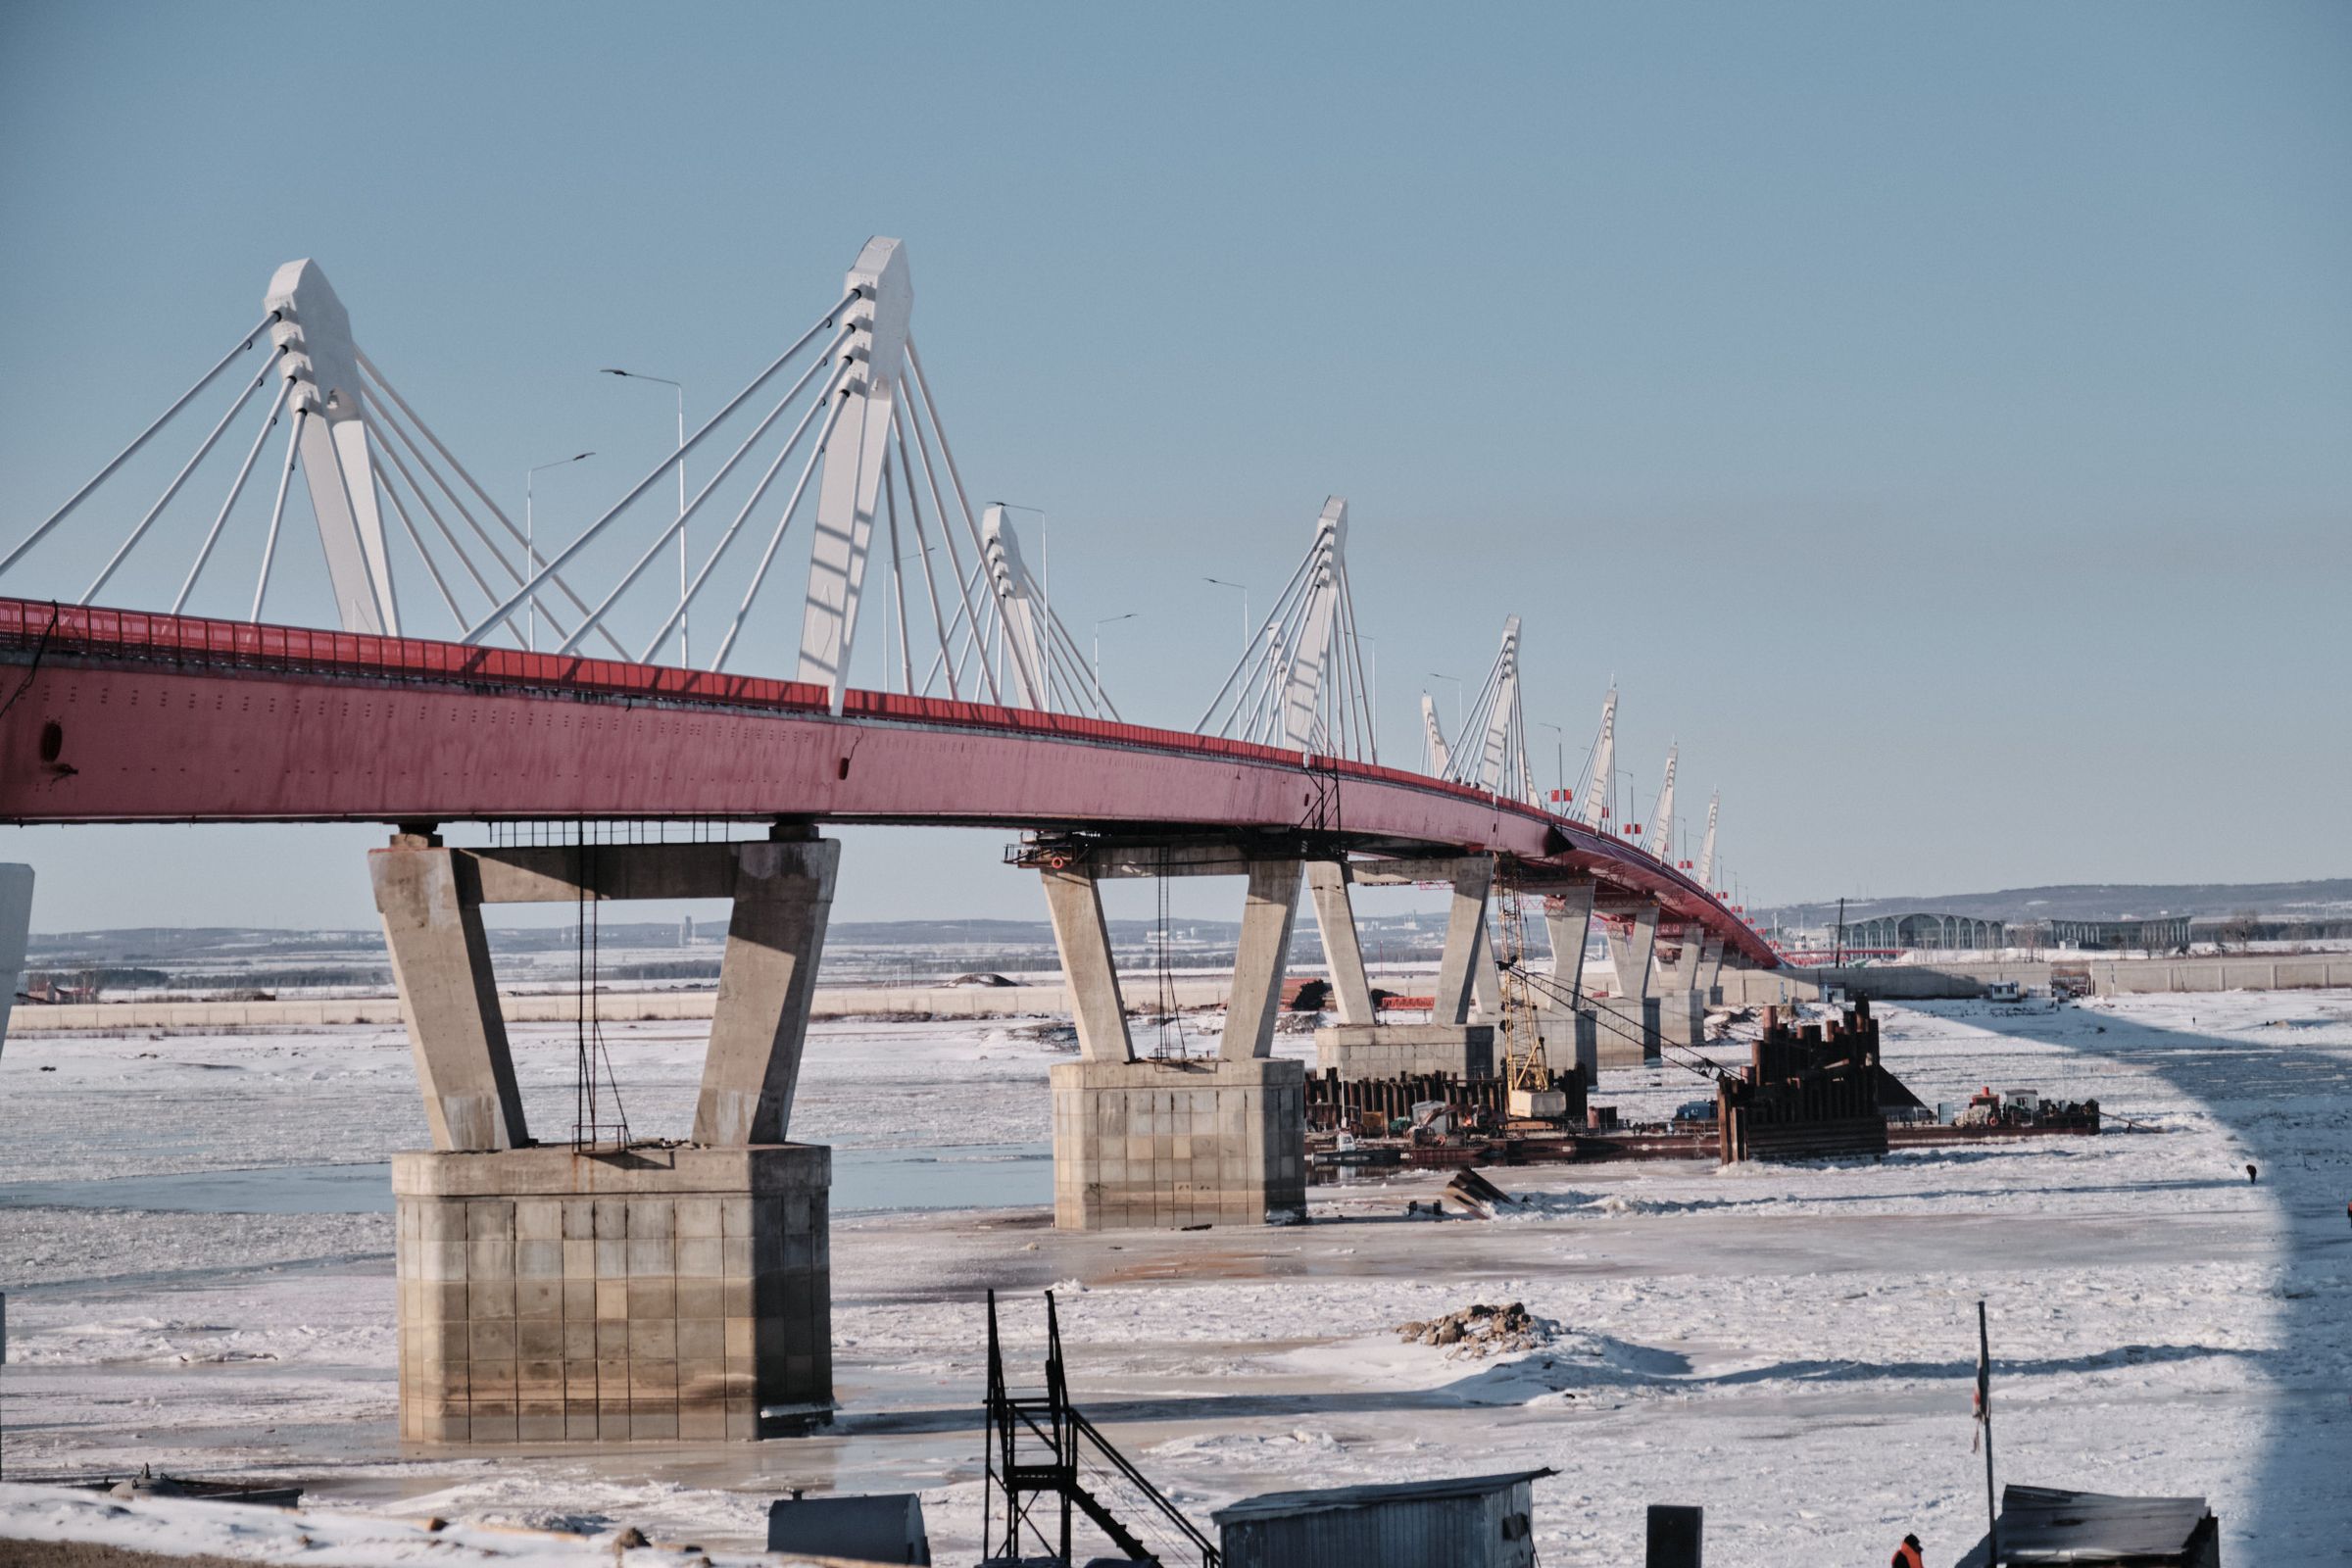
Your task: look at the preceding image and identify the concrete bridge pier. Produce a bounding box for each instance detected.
[1040,846,1305,1231]
[372,828,837,1445]
[1310,856,1497,1079]
[1537,882,1600,1087]
[1596,902,1662,1065]
[1696,936,1727,1006]
[1647,927,1708,1054]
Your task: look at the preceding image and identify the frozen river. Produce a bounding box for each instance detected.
[1,992,2348,1564]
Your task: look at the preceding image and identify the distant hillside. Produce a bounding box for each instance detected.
[1762,879,2352,927]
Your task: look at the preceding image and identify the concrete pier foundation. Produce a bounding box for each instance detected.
[1594,997,1661,1067]
[1656,991,1707,1053]
[373,829,838,1444]
[1533,1010,1599,1087]
[1038,846,1309,1229]
[1311,854,1505,1082]
[393,1145,829,1444]
[1051,1054,1306,1230]
[1313,1022,1494,1079]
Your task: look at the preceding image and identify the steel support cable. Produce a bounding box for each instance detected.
[1235,581,1316,739]
[249,409,309,622]
[357,382,628,659]
[370,409,539,647]
[632,332,854,663]
[1042,605,1121,719]
[2,313,279,578]
[709,391,851,672]
[375,472,470,634]
[896,396,1002,705]
[1190,546,1318,733]
[80,349,285,606]
[904,336,1017,705]
[173,378,293,614]
[893,386,993,679]
[1047,609,1116,718]
[564,336,847,658]
[356,353,623,645]
[378,440,536,646]
[888,401,959,700]
[463,290,859,643]
[880,460,916,693]
[1338,569,1377,762]
[1038,619,1102,719]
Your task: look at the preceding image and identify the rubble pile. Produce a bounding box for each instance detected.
[1395,1300,1553,1360]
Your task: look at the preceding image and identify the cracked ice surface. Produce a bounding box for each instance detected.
[1,991,2347,1564]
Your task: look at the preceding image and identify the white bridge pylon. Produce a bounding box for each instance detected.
[1696,790,1721,888]
[0,257,631,656]
[1579,685,1618,830]
[1195,497,1376,760]
[1643,743,1679,859]
[1436,615,1535,803]
[3,239,1115,721]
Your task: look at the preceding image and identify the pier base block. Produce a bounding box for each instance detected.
[1657,991,1708,1053]
[1595,998,1662,1067]
[1312,1023,1495,1080]
[1052,1055,1306,1230]
[1534,1011,1600,1088]
[393,1144,829,1445]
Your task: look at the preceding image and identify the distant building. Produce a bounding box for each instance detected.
[1212,1468,1553,1568]
[1838,911,2007,952]
[2045,915,2192,952]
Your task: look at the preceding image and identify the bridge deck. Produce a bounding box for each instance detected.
[0,598,1774,964]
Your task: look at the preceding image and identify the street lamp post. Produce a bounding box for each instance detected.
[601,368,687,664]
[523,452,594,652]
[1202,576,1250,652]
[1537,720,1565,806]
[1092,612,1138,688]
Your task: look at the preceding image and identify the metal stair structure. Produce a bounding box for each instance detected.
[984,1290,1219,1567]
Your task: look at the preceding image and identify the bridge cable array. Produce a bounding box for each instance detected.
[1192,497,1376,761]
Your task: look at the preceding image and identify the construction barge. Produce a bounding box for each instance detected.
[1307,999,2099,1178]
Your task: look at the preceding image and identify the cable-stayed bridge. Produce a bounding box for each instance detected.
[0,236,1773,1445]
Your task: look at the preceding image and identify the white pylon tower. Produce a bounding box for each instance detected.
[1442,615,1535,803]
[798,236,912,714]
[1196,496,1376,760]
[980,505,1051,709]
[265,261,400,635]
[1421,693,1451,774]
[1580,686,1618,831]
[1644,744,1679,858]
[1697,791,1720,886]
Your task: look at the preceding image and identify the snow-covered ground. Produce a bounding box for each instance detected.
[3,991,2348,1565]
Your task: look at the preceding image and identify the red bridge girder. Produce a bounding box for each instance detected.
[0,598,1776,966]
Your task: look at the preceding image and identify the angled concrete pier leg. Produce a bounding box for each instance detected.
[1543,883,1594,1000]
[1041,864,1133,1062]
[371,835,529,1152]
[691,836,842,1146]
[1433,857,1494,1025]
[0,862,32,1057]
[1697,938,1726,1004]
[1605,904,1659,1000]
[1304,860,1376,1024]
[1651,936,1699,998]
[1468,914,1502,1022]
[1223,860,1300,1060]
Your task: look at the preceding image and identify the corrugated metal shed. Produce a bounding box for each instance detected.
[1212,1468,1554,1568]
[1953,1485,2220,1566]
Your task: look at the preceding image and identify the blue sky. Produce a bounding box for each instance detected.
[1,1,2346,931]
